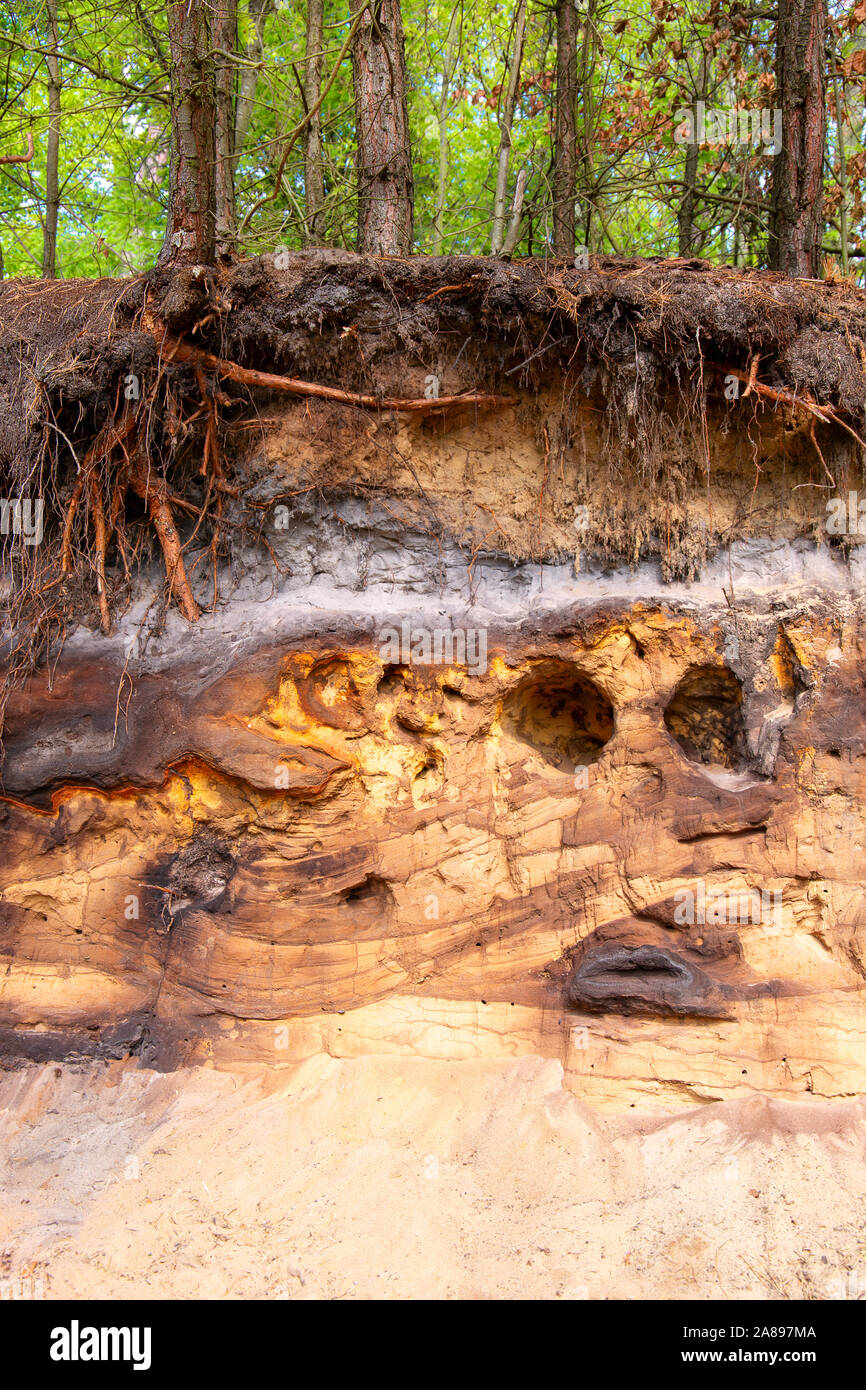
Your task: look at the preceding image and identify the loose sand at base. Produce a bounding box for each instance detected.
[1,1055,864,1300]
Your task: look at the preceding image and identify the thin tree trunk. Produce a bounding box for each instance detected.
[42,0,61,278]
[234,0,273,162]
[577,0,600,249]
[491,0,527,255]
[214,0,239,259]
[502,166,527,255]
[432,4,460,256]
[160,0,217,265]
[304,0,325,243]
[553,0,577,256]
[832,63,849,275]
[352,0,414,256]
[768,0,826,276]
[678,56,707,258]
[677,141,700,257]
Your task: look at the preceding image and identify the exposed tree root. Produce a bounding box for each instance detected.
[194,365,225,608]
[713,362,866,452]
[60,472,85,577]
[87,469,112,634]
[157,330,516,413]
[56,402,203,625]
[125,435,201,623]
[60,414,137,576]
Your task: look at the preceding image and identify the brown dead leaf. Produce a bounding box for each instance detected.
[842,48,866,78]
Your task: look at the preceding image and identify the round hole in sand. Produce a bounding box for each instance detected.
[664,664,747,770]
[500,661,614,772]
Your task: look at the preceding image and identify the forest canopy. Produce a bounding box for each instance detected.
[0,0,864,282]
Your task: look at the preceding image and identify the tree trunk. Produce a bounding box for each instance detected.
[768,0,826,276]
[160,0,217,265]
[352,0,414,256]
[432,4,460,256]
[491,0,527,255]
[677,141,699,258]
[42,0,61,279]
[304,0,325,243]
[577,0,600,250]
[832,59,849,275]
[235,0,273,161]
[553,0,577,257]
[677,57,707,259]
[214,0,238,259]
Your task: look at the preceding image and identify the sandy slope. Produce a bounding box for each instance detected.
[1,1055,865,1301]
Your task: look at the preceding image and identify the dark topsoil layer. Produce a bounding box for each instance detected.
[2,250,866,475]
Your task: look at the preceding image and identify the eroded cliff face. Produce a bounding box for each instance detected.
[6,258,866,1299]
[2,325,866,1112]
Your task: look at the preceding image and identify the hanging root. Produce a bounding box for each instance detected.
[61,412,138,577]
[87,469,112,634]
[55,401,202,625]
[194,365,225,608]
[60,471,85,576]
[125,432,201,623]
